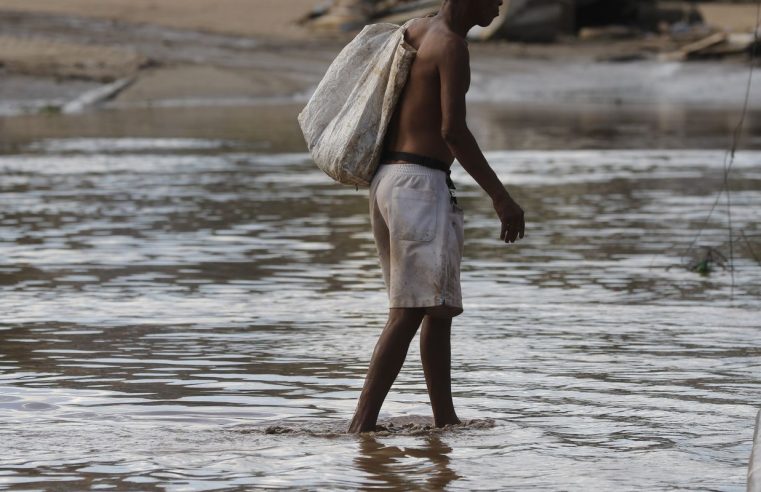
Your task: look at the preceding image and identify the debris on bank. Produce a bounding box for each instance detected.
[0,35,147,82]
[304,0,760,62]
[686,246,728,276]
[61,77,135,114]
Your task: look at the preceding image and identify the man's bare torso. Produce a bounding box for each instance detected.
[382,17,469,168]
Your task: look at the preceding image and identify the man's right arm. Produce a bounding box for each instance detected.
[438,39,525,243]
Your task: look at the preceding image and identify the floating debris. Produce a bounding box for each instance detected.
[686,246,728,276]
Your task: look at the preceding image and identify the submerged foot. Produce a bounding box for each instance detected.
[348,415,377,434]
[434,415,461,428]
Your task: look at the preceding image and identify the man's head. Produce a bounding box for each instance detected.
[444,0,503,28]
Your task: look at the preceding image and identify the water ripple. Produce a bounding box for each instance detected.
[1,141,759,490]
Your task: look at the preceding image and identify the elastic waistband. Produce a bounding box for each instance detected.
[381,151,450,172]
[375,162,458,203]
[375,163,446,177]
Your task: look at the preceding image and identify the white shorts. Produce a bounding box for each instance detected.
[369,163,464,318]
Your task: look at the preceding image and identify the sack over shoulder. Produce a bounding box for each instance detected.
[298,22,416,187]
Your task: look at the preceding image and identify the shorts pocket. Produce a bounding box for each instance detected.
[390,187,437,242]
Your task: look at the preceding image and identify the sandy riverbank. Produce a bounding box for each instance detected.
[0,1,760,118]
[0,0,319,41]
[0,0,757,41]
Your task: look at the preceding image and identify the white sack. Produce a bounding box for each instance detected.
[298,22,417,187]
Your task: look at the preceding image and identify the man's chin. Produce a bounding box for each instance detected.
[479,14,499,28]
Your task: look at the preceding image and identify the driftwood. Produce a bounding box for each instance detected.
[62,77,135,114]
[372,0,439,21]
[377,6,438,25]
[472,0,575,43]
[658,31,728,62]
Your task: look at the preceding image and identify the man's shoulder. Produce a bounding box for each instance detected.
[425,25,469,61]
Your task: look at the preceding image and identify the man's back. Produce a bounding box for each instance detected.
[383,17,468,167]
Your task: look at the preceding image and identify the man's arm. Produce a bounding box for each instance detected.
[438,39,525,243]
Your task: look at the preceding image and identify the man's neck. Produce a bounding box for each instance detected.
[437,1,472,38]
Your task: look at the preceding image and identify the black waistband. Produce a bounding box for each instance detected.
[381,151,450,172]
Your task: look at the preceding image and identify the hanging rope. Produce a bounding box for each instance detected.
[682,0,761,300]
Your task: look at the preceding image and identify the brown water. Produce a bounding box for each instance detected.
[1,107,761,490]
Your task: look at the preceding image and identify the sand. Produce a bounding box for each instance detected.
[699,3,761,33]
[0,1,759,115]
[0,35,144,82]
[0,3,337,108]
[0,1,757,41]
[0,0,319,40]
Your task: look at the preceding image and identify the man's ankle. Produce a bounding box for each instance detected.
[433,414,461,428]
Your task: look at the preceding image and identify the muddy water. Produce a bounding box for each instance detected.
[1,110,761,490]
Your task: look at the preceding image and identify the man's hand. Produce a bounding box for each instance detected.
[494,195,525,244]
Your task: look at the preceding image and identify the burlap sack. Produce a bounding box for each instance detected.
[298,21,416,187]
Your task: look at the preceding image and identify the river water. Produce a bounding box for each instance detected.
[1,106,761,490]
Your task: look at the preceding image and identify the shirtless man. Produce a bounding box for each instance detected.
[348,0,524,433]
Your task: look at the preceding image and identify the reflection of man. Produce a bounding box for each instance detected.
[355,434,460,488]
[349,0,524,433]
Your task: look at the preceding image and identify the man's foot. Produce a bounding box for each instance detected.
[348,416,376,434]
[433,415,461,428]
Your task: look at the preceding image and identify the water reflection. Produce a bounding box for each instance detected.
[2,103,761,153]
[0,137,759,490]
[355,434,459,491]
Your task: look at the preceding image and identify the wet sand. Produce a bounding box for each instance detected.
[259,416,496,437]
[0,0,319,40]
[1,1,761,119]
[3,102,761,155]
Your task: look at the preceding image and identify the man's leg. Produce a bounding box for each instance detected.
[349,307,426,433]
[420,315,461,427]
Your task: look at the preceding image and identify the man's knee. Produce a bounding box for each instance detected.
[423,314,452,329]
[389,307,425,318]
[387,308,426,331]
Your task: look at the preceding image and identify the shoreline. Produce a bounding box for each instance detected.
[3,101,761,154]
[1,3,761,122]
